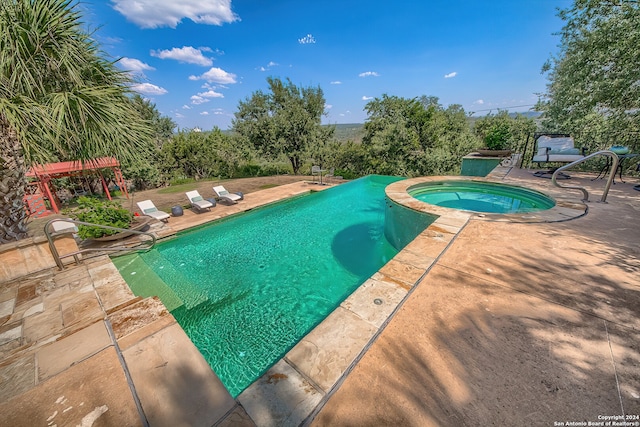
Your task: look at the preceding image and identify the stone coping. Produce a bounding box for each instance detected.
[385,175,588,224]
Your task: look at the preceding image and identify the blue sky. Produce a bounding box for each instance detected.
[82,0,572,130]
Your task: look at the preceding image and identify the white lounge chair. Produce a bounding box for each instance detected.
[213,185,242,204]
[186,190,214,212]
[137,200,170,222]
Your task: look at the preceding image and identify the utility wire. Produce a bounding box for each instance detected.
[470,104,537,114]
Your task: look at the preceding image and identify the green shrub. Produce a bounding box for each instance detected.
[334,169,360,180]
[68,196,133,239]
[236,163,262,177]
[169,177,195,186]
[483,123,512,150]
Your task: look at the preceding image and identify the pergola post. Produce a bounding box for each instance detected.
[40,175,59,213]
[113,167,129,198]
[97,170,112,200]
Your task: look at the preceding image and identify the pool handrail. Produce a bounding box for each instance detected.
[551,150,619,203]
[45,218,156,270]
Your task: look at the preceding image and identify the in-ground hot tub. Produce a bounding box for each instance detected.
[385,176,587,224]
[407,180,556,214]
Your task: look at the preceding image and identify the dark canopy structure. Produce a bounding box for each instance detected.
[25,157,128,214]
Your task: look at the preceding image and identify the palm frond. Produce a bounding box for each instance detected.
[1,0,152,165]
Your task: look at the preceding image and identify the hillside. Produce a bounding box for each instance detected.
[329,123,365,143]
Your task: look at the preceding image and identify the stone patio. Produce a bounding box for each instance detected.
[1,168,638,426]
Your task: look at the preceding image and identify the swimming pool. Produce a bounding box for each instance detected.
[113,176,434,397]
[408,180,556,213]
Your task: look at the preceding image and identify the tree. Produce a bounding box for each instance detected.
[130,94,176,149]
[362,95,422,175]
[362,95,478,176]
[160,128,245,181]
[326,140,368,179]
[0,0,151,242]
[232,77,333,174]
[160,130,216,181]
[126,95,176,189]
[537,0,640,149]
[473,110,536,153]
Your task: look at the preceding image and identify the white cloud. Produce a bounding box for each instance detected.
[474,99,485,105]
[362,96,373,100]
[258,61,279,72]
[200,111,209,115]
[190,95,209,105]
[175,112,185,118]
[119,57,155,73]
[182,105,192,109]
[151,46,213,66]
[131,83,167,95]
[330,81,342,85]
[325,104,332,110]
[189,67,237,84]
[112,0,239,29]
[298,34,316,44]
[198,89,224,98]
[359,71,379,78]
[444,71,457,79]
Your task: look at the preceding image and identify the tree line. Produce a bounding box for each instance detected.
[127,89,538,189]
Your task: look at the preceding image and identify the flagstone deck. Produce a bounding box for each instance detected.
[1,169,638,426]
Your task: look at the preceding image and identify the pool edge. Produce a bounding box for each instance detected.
[385,176,587,223]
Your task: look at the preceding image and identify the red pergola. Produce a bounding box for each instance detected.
[25,156,128,214]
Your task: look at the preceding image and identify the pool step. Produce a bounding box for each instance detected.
[112,253,185,311]
[134,250,209,310]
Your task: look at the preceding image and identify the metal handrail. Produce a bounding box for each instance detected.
[551,150,619,203]
[45,218,156,270]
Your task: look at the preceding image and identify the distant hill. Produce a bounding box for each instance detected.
[327,123,365,143]
[226,114,542,143]
[222,123,365,142]
[466,111,542,128]
[510,111,542,119]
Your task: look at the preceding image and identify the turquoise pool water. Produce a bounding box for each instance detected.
[113,175,432,397]
[408,180,555,213]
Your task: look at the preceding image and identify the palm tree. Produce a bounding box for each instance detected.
[0,0,151,243]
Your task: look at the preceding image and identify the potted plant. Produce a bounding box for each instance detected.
[66,196,147,240]
[478,123,512,157]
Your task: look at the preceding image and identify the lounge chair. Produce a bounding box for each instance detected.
[136,200,170,222]
[531,133,586,178]
[186,190,214,212]
[213,185,242,204]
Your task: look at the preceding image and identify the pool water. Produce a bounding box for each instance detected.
[113,175,429,397]
[408,180,555,213]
